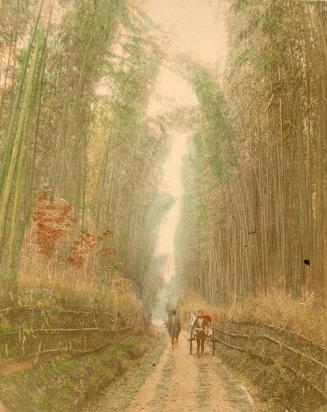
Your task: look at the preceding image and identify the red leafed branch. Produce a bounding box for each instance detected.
[33,190,76,257]
[68,244,91,268]
[68,229,96,268]
[68,229,115,268]
[96,247,116,257]
[33,191,116,268]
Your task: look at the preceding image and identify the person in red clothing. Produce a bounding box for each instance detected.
[192,309,209,357]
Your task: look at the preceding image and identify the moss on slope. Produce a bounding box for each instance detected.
[0,335,148,412]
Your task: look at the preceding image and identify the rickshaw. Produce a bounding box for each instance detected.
[188,314,217,355]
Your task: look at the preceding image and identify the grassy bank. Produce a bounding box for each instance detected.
[181,293,327,346]
[88,329,169,411]
[215,342,326,412]
[0,334,150,412]
[180,293,327,411]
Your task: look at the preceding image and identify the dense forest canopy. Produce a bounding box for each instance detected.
[0,0,169,311]
[1,3,327,411]
[175,0,327,308]
[0,0,326,314]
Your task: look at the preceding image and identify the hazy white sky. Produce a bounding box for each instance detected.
[156,132,188,258]
[145,0,229,279]
[145,0,228,65]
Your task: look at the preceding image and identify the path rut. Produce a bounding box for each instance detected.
[95,330,256,411]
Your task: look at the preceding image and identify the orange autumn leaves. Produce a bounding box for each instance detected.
[33,190,115,268]
[33,190,76,257]
[68,229,115,268]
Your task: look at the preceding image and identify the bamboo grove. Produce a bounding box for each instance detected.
[1,0,327,314]
[0,0,169,310]
[176,0,327,307]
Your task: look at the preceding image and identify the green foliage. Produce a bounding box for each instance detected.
[233,0,249,12]
[0,335,148,411]
[178,57,236,181]
[0,0,167,311]
[177,0,327,307]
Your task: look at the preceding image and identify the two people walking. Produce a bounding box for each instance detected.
[167,308,209,357]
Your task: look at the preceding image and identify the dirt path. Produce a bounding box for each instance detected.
[125,345,171,411]
[93,329,256,411]
[0,359,35,377]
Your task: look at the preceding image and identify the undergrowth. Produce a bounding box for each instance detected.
[216,343,326,412]
[181,292,327,346]
[0,335,149,412]
[180,292,327,410]
[15,268,140,313]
